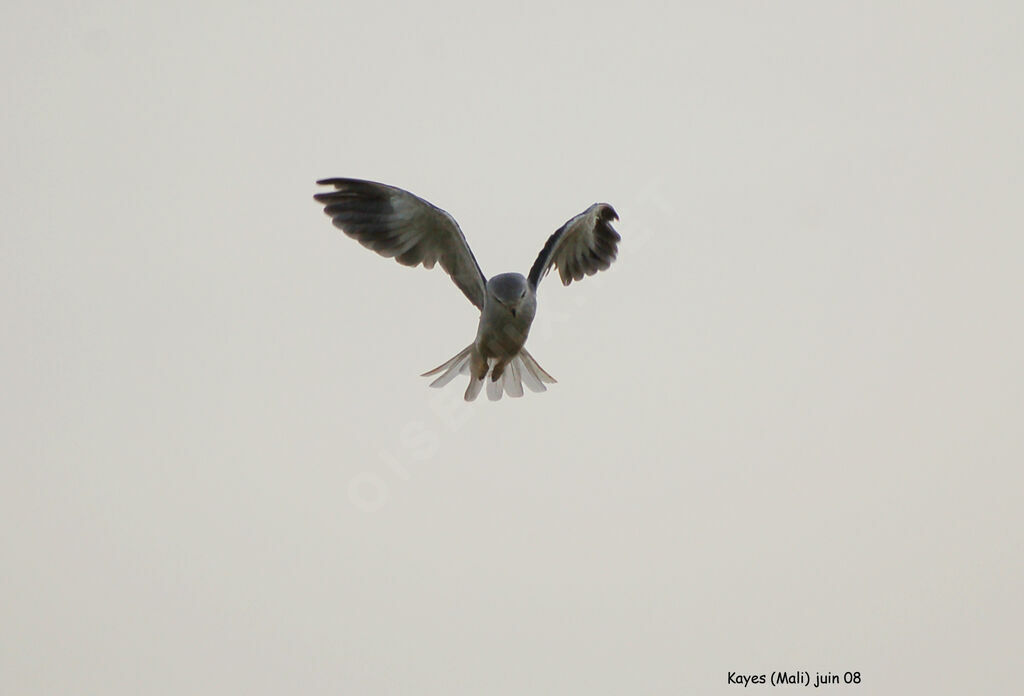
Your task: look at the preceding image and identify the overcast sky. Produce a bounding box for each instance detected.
[2,2,1022,694]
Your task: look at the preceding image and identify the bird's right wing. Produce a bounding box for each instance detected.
[314,178,487,309]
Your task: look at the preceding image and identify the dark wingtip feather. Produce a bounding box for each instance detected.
[316,177,360,188]
[598,203,619,222]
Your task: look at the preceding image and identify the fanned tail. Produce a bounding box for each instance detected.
[422,345,557,402]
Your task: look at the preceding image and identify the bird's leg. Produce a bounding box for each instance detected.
[491,359,508,381]
[471,349,488,381]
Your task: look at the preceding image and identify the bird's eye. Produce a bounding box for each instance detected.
[520,290,526,298]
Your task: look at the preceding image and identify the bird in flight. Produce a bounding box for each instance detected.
[313,178,621,401]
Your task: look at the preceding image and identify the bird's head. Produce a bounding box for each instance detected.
[487,273,529,316]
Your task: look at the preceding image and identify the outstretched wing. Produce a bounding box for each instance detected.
[528,203,620,289]
[314,178,487,309]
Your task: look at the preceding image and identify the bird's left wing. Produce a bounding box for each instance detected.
[528,203,620,289]
[314,178,487,309]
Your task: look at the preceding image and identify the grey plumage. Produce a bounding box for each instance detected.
[528,203,620,288]
[314,178,620,401]
[314,178,487,308]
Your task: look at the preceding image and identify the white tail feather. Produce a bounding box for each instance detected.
[421,344,474,388]
[465,373,485,401]
[518,347,557,393]
[505,360,525,398]
[486,372,503,401]
[423,345,556,402]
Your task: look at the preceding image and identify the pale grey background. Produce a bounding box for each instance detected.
[2,1,1022,694]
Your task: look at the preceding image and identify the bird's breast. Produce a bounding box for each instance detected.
[476,299,536,359]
